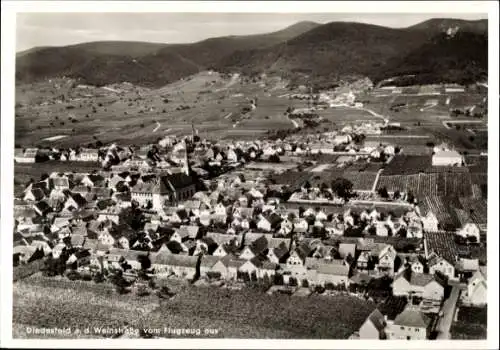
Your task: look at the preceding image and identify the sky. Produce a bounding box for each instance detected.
[16,12,488,52]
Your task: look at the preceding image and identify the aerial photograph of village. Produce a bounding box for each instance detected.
[9,8,490,342]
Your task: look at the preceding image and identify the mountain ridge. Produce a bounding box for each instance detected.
[16,18,488,88]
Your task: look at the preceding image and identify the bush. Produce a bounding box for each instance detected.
[288,277,298,287]
[66,271,81,281]
[315,285,326,294]
[206,271,222,280]
[301,279,309,288]
[325,282,334,290]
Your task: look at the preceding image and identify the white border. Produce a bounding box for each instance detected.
[1,1,499,349]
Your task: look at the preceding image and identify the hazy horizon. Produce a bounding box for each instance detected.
[16,12,488,52]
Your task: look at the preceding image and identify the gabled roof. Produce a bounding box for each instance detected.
[177,225,199,239]
[270,242,289,260]
[377,296,408,321]
[248,235,268,255]
[220,254,246,269]
[200,255,220,268]
[393,307,431,328]
[26,188,46,201]
[316,261,350,276]
[365,309,386,333]
[151,252,198,268]
[70,234,86,247]
[206,232,240,246]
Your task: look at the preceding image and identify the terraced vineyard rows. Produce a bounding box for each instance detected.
[377,173,439,197]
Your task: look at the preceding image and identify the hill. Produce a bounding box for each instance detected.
[16,18,487,88]
[407,18,488,35]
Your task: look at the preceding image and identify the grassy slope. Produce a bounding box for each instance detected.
[13,274,375,339]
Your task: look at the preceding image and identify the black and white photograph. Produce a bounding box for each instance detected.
[1,1,498,349]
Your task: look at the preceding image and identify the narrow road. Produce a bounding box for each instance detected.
[371,169,384,193]
[349,199,413,207]
[436,286,461,339]
[420,101,438,112]
[153,121,161,133]
[354,106,389,124]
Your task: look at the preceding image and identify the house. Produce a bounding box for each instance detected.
[66,250,91,269]
[432,149,463,166]
[150,252,198,279]
[338,243,356,260]
[15,148,39,163]
[403,255,427,274]
[206,232,241,248]
[419,209,439,233]
[74,148,99,162]
[377,245,397,275]
[199,255,221,278]
[81,174,106,188]
[267,242,289,264]
[392,270,445,301]
[239,257,277,279]
[428,253,456,280]
[359,309,387,339]
[461,268,487,306]
[325,222,345,236]
[257,212,282,232]
[456,222,481,243]
[315,260,350,286]
[293,218,309,233]
[285,243,312,278]
[240,235,268,260]
[386,306,432,340]
[211,254,246,280]
[52,177,71,191]
[63,193,87,211]
[375,221,389,237]
[23,188,46,202]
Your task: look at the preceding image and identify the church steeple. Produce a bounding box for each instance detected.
[182,139,190,176]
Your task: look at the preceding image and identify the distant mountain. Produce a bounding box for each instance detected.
[407,18,488,35]
[15,18,487,88]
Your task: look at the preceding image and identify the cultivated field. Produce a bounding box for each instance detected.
[13,274,376,339]
[450,305,487,340]
[15,72,305,147]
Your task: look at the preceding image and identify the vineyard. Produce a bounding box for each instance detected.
[383,155,432,175]
[438,172,473,197]
[376,173,439,197]
[457,197,488,226]
[13,274,376,339]
[343,171,378,191]
[419,196,461,229]
[147,286,376,339]
[450,306,487,340]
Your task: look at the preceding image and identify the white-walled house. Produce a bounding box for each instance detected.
[461,268,487,306]
[456,223,481,242]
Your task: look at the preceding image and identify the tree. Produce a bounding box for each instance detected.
[302,279,309,288]
[93,272,105,283]
[377,187,389,199]
[331,178,354,201]
[119,204,146,231]
[407,191,416,204]
[288,277,298,287]
[274,273,284,285]
[269,154,280,163]
[393,190,401,200]
[138,254,151,272]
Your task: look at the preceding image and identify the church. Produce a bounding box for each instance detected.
[131,140,197,210]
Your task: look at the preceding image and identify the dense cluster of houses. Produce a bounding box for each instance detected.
[13,129,487,341]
